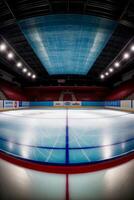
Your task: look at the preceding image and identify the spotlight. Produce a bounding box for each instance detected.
[100,74,105,79]
[27,72,31,77]
[105,72,109,76]
[22,68,27,73]
[7,52,14,59]
[109,68,114,72]
[32,74,36,79]
[114,62,120,68]
[16,62,22,68]
[131,45,134,51]
[123,53,130,59]
[0,43,7,51]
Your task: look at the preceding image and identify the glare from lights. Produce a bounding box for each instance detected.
[7,52,14,59]
[121,143,125,150]
[0,43,7,51]
[131,45,134,51]
[123,53,130,59]
[32,74,36,79]
[27,72,31,76]
[109,68,114,72]
[105,72,109,76]
[8,142,14,150]
[102,137,111,146]
[103,146,112,159]
[21,147,29,159]
[114,62,120,68]
[16,62,22,68]
[100,74,105,79]
[22,68,27,73]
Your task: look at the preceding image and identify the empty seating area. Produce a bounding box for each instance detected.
[0,80,27,101]
[75,91,106,101]
[59,91,77,101]
[106,80,134,100]
[25,86,109,101]
[0,80,134,101]
[73,86,108,101]
[126,93,134,100]
[0,90,6,100]
[24,87,61,101]
[63,93,73,101]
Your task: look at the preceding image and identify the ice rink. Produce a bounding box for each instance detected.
[0,108,134,200]
[0,108,134,166]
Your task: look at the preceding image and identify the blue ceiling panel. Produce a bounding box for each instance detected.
[19,15,116,75]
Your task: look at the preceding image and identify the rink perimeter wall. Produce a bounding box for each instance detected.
[0,100,134,112]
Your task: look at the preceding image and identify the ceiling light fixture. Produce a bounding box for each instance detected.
[7,52,14,59]
[109,68,114,72]
[100,74,105,79]
[16,62,22,68]
[0,43,7,51]
[27,72,31,76]
[123,52,130,59]
[114,62,120,68]
[22,68,27,73]
[131,45,134,51]
[32,74,36,79]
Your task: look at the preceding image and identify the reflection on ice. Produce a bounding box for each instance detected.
[0,109,134,164]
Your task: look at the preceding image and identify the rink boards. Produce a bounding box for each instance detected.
[0,100,134,112]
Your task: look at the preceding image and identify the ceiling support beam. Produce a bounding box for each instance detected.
[3,0,16,20]
[118,0,134,29]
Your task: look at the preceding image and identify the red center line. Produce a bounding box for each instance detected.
[66,174,69,200]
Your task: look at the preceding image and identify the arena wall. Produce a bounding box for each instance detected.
[0,100,134,112]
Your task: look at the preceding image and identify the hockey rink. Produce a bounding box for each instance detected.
[0,108,134,165]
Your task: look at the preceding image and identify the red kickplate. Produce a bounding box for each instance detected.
[0,151,134,174]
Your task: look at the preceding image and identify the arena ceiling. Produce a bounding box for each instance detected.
[0,0,134,87]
